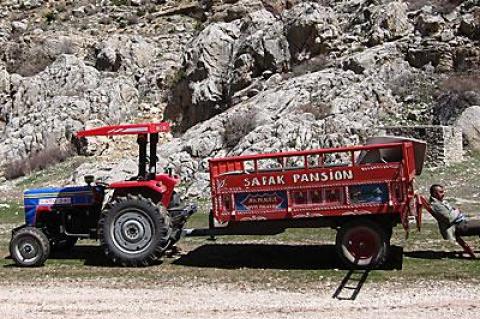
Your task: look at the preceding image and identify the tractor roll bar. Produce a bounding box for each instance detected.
[76,122,170,180]
[76,122,170,137]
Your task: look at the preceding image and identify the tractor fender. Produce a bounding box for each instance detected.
[108,174,178,207]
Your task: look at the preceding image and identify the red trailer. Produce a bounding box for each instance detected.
[186,137,426,268]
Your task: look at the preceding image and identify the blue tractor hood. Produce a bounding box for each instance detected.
[24,186,97,226]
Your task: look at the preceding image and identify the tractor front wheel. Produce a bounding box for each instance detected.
[99,195,171,267]
[10,227,50,267]
[335,220,389,269]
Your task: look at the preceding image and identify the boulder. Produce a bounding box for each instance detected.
[458,10,480,40]
[93,35,158,72]
[456,106,480,150]
[283,2,340,61]
[11,21,27,32]
[341,42,403,75]
[3,35,80,77]
[434,90,480,125]
[210,0,264,22]
[165,21,240,132]
[366,1,411,46]
[0,67,13,126]
[229,9,290,92]
[95,45,121,72]
[415,12,445,36]
[71,158,138,185]
[406,42,453,72]
[17,0,43,9]
[168,2,341,132]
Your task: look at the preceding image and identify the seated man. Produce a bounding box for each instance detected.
[429,184,480,257]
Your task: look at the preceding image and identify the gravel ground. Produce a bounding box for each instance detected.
[0,281,478,319]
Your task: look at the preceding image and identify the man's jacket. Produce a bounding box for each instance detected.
[429,196,464,240]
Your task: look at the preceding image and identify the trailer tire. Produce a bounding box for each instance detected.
[335,220,389,269]
[99,195,171,267]
[10,227,50,267]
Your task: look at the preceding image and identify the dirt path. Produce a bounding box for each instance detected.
[0,281,478,319]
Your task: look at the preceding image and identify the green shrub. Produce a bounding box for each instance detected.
[44,11,57,24]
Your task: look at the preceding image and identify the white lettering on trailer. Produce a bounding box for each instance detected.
[293,170,353,183]
[243,170,353,187]
[244,175,285,187]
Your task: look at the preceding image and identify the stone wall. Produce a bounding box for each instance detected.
[380,125,463,166]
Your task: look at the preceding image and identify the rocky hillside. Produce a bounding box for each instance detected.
[0,0,198,161]
[0,0,479,196]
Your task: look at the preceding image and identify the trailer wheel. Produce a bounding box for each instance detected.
[9,227,50,267]
[335,220,389,269]
[99,195,171,267]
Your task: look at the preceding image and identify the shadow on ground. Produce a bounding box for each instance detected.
[404,250,479,260]
[332,269,371,300]
[49,245,118,266]
[174,244,404,270]
[4,244,404,269]
[3,245,116,267]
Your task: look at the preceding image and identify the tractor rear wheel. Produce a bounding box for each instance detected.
[99,195,171,267]
[10,227,50,267]
[335,220,389,269]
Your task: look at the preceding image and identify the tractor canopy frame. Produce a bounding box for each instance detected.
[76,122,170,181]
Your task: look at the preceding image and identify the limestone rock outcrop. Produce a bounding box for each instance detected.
[0,55,138,161]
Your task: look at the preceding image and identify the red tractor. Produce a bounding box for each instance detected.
[10,122,196,267]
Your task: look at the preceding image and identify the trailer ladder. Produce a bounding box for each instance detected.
[332,269,370,300]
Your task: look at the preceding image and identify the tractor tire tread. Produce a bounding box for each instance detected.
[9,227,50,267]
[99,194,171,267]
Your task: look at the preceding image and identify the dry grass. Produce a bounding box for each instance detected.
[0,207,479,287]
[222,109,258,148]
[404,0,464,13]
[290,54,330,77]
[296,102,331,120]
[4,39,75,77]
[4,145,75,180]
[439,73,480,93]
